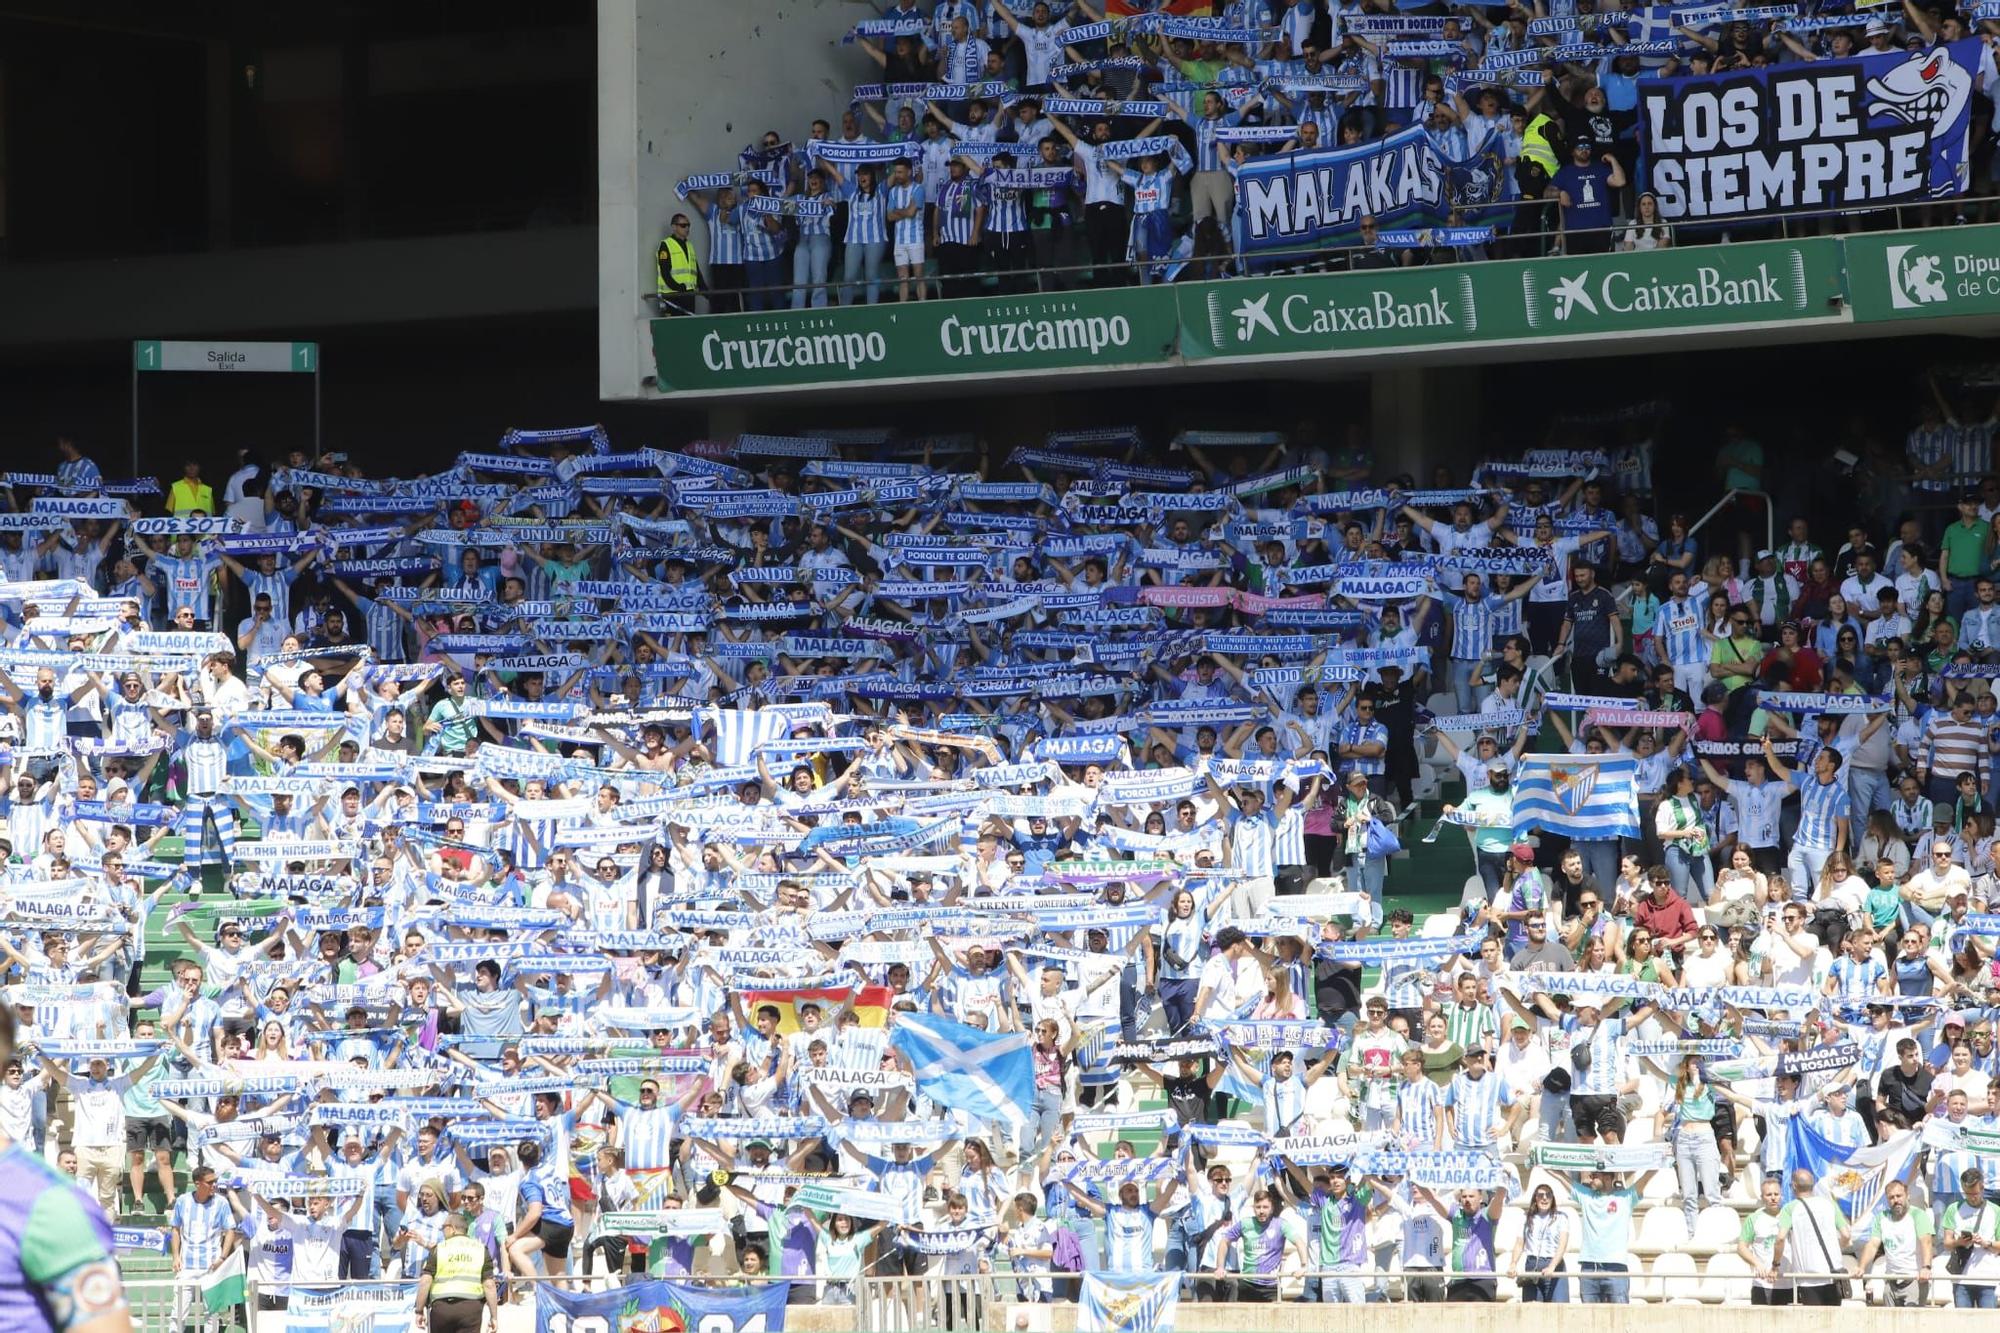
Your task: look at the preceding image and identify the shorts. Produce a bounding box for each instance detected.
[126,1119,172,1154]
[1569,1093,1627,1139]
[894,242,926,267]
[568,1176,594,1204]
[883,1243,929,1277]
[537,1221,573,1258]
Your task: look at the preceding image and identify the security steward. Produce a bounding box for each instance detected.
[417,1212,500,1333]
[656,213,701,315]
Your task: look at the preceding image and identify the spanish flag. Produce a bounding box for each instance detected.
[742,984,891,1032]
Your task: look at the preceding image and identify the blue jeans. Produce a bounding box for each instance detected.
[1159,977,1197,1034]
[1949,578,1980,620]
[791,234,832,308]
[1955,1284,1998,1309]
[1573,839,1621,902]
[1519,1259,1566,1302]
[1666,843,1713,906]
[1476,848,1511,899]
[1849,768,1890,819]
[1303,1272,1368,1303]
[1347,854,1386,926]
[841,241,887,304]
[745,255,787,311]
[1449,658,1480,714]
[1021,1085,1063,1163]
[1580,1260,1629,1304]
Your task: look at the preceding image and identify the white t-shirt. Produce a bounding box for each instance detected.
[69,1073,134,1148]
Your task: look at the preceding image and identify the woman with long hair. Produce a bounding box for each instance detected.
[1507,1182,1570,1302]
[1618,192,1674,251]
[1154,888,1207,1034]
[1655,766,1713,905]
[1659,1056,1723,1232]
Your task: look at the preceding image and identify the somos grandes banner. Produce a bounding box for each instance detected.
[1232,126,1449,261]
[1640,41,1979,220]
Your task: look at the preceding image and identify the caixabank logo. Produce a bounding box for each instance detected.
[1519,248,1811,331]
[1199,270,1479,353]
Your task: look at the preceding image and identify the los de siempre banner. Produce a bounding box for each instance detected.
[537,1278,788,1332]
[1639,40,1979,221]
[1233,126,1449,262]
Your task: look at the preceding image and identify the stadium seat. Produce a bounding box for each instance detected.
[1650,1250,1700,1302]
[1627,1254,1662,1303]
[1634,1205,1689,1255]
[1688,1205,1744,1256]
[1698,1252,1753,1305]
[1423,910,1467,937]
[1927,1253,1956,1304]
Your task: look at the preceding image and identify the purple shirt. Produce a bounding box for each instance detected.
[754,1200,819,1276]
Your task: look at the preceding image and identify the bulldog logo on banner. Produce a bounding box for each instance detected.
[1639,39,1979,220]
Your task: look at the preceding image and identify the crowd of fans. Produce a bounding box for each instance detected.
[655,0,2000,311]
[0,415,1996,1329]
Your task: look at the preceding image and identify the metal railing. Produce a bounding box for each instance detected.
[650,196,1955,316]
[108,1262,1973,1331]
[1685,488,1775,559]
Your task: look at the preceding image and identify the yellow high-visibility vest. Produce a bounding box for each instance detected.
[1521,115,1559,176]
[658,235,698,294]
[429,1235,487,1301]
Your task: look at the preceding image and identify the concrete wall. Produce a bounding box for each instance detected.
[0,226,594,347]
[598,0,862,399]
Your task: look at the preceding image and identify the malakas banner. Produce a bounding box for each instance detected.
[1639,41,1979,221]
[1233,126,1449,260]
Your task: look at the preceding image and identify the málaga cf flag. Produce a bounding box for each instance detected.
[1512,754,1641,840]
[1079,1272,1181,1333]
[1785,1119,1920,1225]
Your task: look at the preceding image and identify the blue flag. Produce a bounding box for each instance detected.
[536,1279,789,1333]
[1512,754,1641,840]
[1441,134,1514,232]
[1783,1118,1921,1227]
[889,1011,1034,1131]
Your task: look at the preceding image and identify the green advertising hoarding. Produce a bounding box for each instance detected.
[1846,226,2000,323]
[649,287,1178,393]
[643,230,1964,396]
[1176,236,1847,360]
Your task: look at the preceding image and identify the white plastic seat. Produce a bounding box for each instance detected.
[1698,1252,1752,1305]
[1423,910,1466,937]
[1651,1250,1700,1303]
[1626,1253,1661,1302]
[1635,1205,1689,1255]
[1688,1204,1743,1256]
[1928,1253,1957,1305]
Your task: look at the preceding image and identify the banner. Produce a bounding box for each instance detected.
[1533,1142,1671,1172]
[1232,126,1449,260]
[281,1282,419,1333]
[652,288,1178,395]
[1079,1271,1180,1333]
[537,1279,789,1333]
[1512,753,1641,840]
[1639,41,1980,221]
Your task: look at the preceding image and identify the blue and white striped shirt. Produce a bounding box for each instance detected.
[1272,804,1307,867]
[982,181,1026,233]
[242,567,298,626]
[1193,111,1243,172]
[1128,167,1174,215]
[888,182,925,245]
[846,189,888,245]
[1231,809,1276,878]
[1339,721,1388,777]
[1796,774,1851,851]
[1444,591,1505,662]
[1659,594,1709,667]
[705,202,745,265]
[616,1102,682,1172]
[171,1192,236,1272]
[739,209,780,263]
[1397,1076,1443,1145]
[1565,1015,1626,1098]
[935,178,980,244]
[178,735,230,797]
[1445,1071,1511,1148]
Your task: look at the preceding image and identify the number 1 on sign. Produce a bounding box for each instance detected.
[294,344,316,372]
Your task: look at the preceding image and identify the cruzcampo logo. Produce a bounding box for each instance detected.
[1520,249,1810,330]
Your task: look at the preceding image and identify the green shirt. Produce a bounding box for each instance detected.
[1942,518,1992,577]
[1864,1205,1933,1276]
[1457,787,1515,854]
[1719,437,1763,492]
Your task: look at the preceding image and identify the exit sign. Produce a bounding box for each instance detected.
[133,340,318,373]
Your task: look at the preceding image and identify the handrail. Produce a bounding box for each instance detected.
[1685,488,1774,561]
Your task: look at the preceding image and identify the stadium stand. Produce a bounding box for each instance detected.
[0,410,1995,1331]
[655,0,2000,310]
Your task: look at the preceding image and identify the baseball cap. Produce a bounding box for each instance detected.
[1866,17,1889,33]
[1487,758,1510,774]
[1510,841,1535,860]
[1755,548,1775,561]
